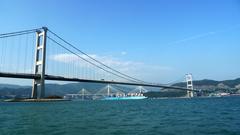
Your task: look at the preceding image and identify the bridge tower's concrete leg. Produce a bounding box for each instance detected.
[107,84,110,96]
[31,27,47,99]
[186,74,194,98]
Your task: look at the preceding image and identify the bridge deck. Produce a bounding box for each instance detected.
[0,72,193,91]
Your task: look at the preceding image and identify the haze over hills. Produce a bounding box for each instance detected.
[0,78,240,98]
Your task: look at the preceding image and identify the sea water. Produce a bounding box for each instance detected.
[0,97,240,135]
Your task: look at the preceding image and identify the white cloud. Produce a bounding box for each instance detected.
[121,51,127,55]
[49,53,174,83]
[50,53,80,63]
[168,31,216,45]
[168,24,240,45]
[50,53,141,69]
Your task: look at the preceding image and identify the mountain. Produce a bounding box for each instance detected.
[0,78,240,98]
[173,78,240,91]
[0,82,105,98]
[0,84,29,89]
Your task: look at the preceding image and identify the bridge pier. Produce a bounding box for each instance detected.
[31,27,47,99]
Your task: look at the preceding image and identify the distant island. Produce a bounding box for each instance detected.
[0,78,240,99]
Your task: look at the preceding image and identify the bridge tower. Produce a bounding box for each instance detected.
[186,74,194,98]
[82,88,85,100]
[31,27,48,99]
[139,86,143,93]
[107,84,110,96]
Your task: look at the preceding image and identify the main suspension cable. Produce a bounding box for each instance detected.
[47,36,140,83]
[48,29,146,83]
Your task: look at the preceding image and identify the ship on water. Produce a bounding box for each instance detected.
[102,85,147,100]
[103,94,147,100]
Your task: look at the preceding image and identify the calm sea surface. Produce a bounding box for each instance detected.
[0,97,240,135]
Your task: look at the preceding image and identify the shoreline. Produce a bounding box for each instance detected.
[4,98,71,102]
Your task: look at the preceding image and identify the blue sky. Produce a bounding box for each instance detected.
[0,0,240,85]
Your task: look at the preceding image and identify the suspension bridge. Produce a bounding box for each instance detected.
[0,27,194,99]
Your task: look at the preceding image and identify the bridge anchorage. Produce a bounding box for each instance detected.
[0,26,196,99]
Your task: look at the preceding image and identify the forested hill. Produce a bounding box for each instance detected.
[173,78,240,90]
[0,78,240,98]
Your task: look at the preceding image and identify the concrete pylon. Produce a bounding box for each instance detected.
[186,74,194,98]
[31,27,47,99]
